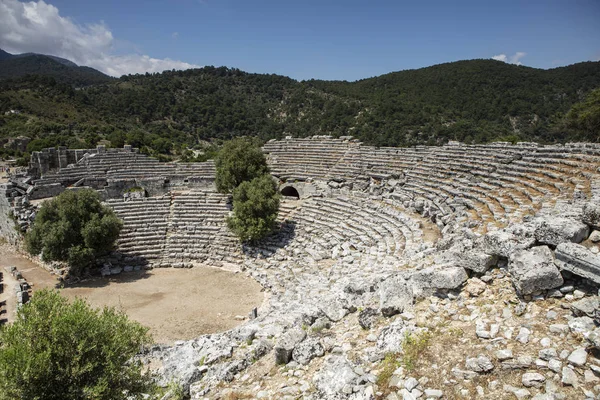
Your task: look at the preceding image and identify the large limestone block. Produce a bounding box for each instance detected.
[508,246,563,295]
[408,266,468,298]
[461,251,498,274]
[555,242,600,284]
[379,275,413,317]
[534,216,589,246]
[274,327,307,365]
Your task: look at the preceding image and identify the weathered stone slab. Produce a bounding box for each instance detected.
[408,266,468,297]
[508,246,563,295]
[461,251,498,274]
[555,242,600,284]
[534,217,589,246]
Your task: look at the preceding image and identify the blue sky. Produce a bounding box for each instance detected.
[1,0,599,80]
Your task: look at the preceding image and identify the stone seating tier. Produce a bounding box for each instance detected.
[264,138,600,233]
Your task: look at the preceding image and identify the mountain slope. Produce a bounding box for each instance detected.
[1,60,599,154]
[0,49,112,86]
[0,49,13,61]
[14,52,79,68]
[307,59,600,145]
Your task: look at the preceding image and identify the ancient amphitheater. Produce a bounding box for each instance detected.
[3,136,600,399]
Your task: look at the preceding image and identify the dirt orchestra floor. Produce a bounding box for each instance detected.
[0,248,264,344]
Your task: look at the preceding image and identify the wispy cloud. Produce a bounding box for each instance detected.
[171,32,179,39]
[0,0,199,77]
[492,52,527,66]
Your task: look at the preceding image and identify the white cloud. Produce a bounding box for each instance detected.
[492,52,527,66]
[0,0,199,77]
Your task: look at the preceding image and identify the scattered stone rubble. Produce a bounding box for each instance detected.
[3,266,30,308]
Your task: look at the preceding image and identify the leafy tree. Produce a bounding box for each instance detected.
[126,129,146,149]
[25,189,122,275]
[0,290,152,400]
[227,174,280,242]
[151,137,173,154]
[108,130,126,148]
[215,137,269,193]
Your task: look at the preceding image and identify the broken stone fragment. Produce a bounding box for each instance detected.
[465,355,494,373]
[570,296,600,320]
[521,372,545,388]
[464,277,487,297]
[567,347,588,367]
[583,202,600,228]
[561,366,579,386]
[292,337,324,365]
[312,355,358,397]
[358,307,380,330]
[274,327,307,365]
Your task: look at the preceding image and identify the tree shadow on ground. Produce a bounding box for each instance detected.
[241,220,297,259]
[65,249,157,289]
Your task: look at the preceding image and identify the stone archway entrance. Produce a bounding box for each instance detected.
[281,186,300,199]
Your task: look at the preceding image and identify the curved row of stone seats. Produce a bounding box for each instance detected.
[105,196,171,264]
[263,136,358,180]
[264,138,600,232]
[33,151,216,188]
[329,146,430,180]
[164,190,242,266]
[400,144,600,231]
[246,194,424,268]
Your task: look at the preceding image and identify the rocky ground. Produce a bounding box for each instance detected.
[144,197,600,400]
[179,269,600,400]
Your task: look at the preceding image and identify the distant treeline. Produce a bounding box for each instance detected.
[1,59,599,163]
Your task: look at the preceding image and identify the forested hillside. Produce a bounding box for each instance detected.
[1,59,599,162]
[0,50,112,86]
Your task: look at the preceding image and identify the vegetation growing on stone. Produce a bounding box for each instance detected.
[227,174,280,242]
[0,290,152,400]
[25,189,122,275]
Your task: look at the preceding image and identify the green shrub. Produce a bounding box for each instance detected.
[215,137,269,194]
[0,290,152,400]
[227,174,280,242]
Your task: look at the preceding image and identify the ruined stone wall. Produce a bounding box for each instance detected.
[0,184,19,244]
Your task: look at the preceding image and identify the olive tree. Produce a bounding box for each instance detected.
[25,189,122,275]
[0,290,152,400]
